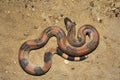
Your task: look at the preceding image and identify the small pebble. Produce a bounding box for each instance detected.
[71,67,75,70]
[97,17,102,23]
[64,3,67,6]
[13,61,16,64]
[31,5,34,8]
[24,32,29,37]
[7,11,10,14]
[13,72,16,74]
[64,60,69,64]
[90,1,94,7]
[55,19,59,23]
[5,10,10,14]
[26,13,30,17]
[43,18,46,21]
[110,2,115,7]
[25,4,27,8]
[103,36,107,39]
[60,14,64,17]
[115,13,119,17]
[34,25,39,29]
[32,8,35,11]
[5,70,8,73]
[48,16,53,19]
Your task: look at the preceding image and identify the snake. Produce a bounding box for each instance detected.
[18,17,99,76]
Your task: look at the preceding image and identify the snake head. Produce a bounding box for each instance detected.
[64,17,76,31]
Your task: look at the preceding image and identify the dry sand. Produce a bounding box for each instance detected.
[0,0,120,80]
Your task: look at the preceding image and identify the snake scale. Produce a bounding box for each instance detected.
[19,17,99,76]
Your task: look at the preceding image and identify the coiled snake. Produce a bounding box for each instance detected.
[19,17,99,76]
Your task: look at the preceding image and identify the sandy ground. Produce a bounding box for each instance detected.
[0,0,120,80]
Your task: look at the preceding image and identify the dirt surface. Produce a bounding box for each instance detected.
[0,0,120,80]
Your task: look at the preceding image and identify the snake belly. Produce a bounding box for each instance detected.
[18,17,99,76]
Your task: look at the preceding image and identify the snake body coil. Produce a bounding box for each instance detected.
[19,17,99,76]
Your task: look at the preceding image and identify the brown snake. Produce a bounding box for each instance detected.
[19,17,99,76]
